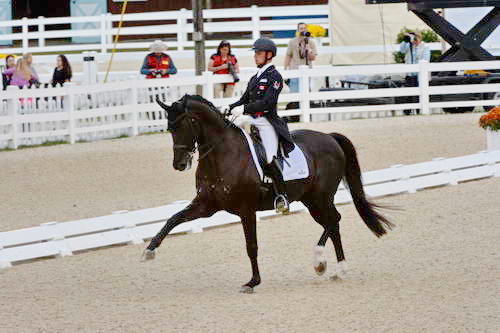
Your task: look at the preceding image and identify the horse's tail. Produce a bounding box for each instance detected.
[330,133,394,237]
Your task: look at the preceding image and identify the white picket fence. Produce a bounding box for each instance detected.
[0,5,329,54]
[1,149,499,268]
[2,59,500,150]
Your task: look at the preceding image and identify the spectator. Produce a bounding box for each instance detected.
[51,55,72,86]
[208,40,240,98]
[400,31,430,115]
[140,40,177,79]
[2,58,37,88]
[22,53,40,84]
[2,55,16,90]
[284,22,318,93]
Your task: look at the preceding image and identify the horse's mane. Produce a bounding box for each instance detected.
[183,94,235,128]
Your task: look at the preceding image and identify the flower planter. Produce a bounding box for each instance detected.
[486,129,500,151]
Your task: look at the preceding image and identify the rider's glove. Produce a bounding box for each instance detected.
[221,104,233,115]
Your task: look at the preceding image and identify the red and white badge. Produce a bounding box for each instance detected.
[259,85,266,90]
[272,81,281,89]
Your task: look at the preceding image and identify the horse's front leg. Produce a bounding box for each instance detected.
[240,212,261,294]
[142,199,216,260]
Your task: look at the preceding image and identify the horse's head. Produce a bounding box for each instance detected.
[157,95,230,171]
[157,96,200,171]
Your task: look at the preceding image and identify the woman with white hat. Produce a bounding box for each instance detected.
[140,40,177,79]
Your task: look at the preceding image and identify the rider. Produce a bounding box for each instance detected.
[222,38,294,213]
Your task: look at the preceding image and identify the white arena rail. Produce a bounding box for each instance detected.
[1,150,499,268]
[1,60,500,150]
[0,5,329,55]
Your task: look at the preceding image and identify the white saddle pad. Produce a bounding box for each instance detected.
[240,128,309,182]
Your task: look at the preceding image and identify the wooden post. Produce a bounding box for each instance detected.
[192,0,206,96]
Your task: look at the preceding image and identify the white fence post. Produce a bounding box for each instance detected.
[64,84,76,144]
[299,65,311,123]
[418,60,430,115]
[100,14,107,54]
[6,87,19,149]
[82,51,98,85]
[22,17,29,54]
[106,13,113,48]
[203,71,215,101]
[129,87,139,137]
[38,16,45,48]
[177,8,187,51]
[251,5,260,41]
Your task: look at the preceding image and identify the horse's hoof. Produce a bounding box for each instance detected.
[329,274,342,281]
[239,285,254,294]
[314,261,327,276]
[141,249,156,262]
[330,261,347,280]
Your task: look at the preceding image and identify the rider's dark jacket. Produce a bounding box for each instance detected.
[230,65,294,156]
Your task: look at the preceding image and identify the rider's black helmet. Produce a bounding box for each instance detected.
[251,38,277,58]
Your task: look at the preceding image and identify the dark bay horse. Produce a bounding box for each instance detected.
[142,95,393,293]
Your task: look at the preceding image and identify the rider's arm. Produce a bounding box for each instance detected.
[229,77,252,109]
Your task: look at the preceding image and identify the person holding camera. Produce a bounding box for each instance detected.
[284,22,317,93]
[400,31,430,114]
[140,40,177,79]
[208,40,240,98]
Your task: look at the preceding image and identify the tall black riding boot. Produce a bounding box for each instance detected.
[268,157,290,214]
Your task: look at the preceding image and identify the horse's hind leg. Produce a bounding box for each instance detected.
[329,206,348,280]
[303,197,345,277]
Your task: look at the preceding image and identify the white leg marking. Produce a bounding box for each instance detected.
[313,245,327,275]
[313,245,326,266]
[330,260,348,280]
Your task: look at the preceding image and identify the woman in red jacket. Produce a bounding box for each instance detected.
[140,40,177,79]
[208,40,239,98]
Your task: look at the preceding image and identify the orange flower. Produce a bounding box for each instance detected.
[479,106,500,131]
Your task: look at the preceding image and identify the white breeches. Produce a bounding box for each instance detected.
[235,115,278,164]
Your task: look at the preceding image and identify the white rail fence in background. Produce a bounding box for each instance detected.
[1,60,500,149]
[0,5,329,55]
[1,149,499,268]
[0,61,500,149]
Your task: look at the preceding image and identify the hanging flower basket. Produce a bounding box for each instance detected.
[479,106,500,151]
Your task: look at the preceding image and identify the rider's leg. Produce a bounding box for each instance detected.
[251,117,277,164]
[252,117,289,213]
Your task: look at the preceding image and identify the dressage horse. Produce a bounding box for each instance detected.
[142,95,393,293]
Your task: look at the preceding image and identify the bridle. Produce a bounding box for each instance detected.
[169,108,233,162]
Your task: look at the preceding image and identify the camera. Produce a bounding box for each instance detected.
[300,31,311,37]
[227,62,240,83]
[152,69,163,78]
[403,33,415,43]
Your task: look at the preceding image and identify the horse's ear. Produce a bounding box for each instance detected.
[156,97,172,113]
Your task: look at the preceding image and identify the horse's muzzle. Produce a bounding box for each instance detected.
[174,152,193,171]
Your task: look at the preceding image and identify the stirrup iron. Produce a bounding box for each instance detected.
[274,194,290,214]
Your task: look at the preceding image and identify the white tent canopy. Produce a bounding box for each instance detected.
[329,0,430,65]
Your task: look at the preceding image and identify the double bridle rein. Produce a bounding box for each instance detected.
[170,110,232,162]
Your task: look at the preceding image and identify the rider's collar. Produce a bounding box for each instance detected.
[257,63,273,78]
